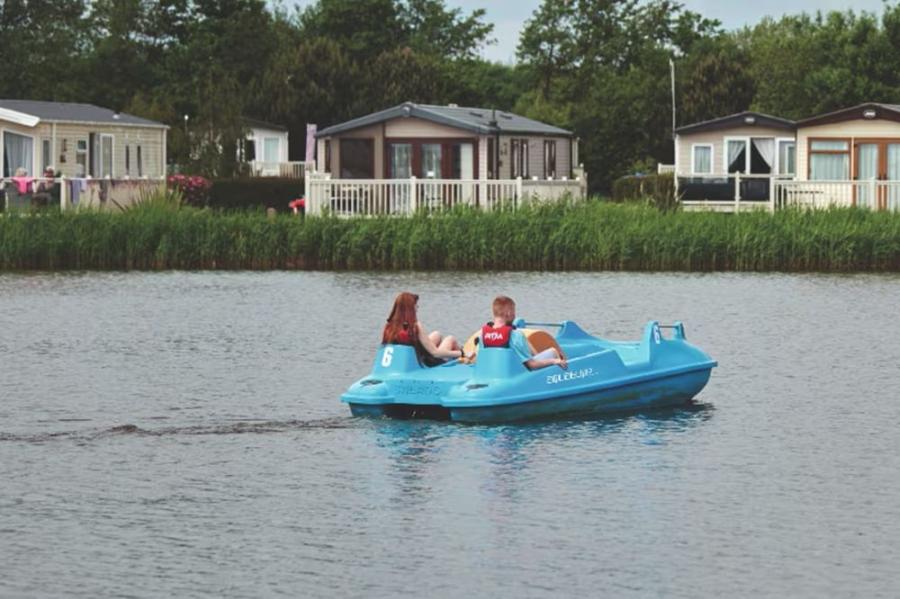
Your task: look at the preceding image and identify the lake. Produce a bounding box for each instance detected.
[1,271,898,598]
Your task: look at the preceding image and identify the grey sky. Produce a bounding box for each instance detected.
[285,0,888,62]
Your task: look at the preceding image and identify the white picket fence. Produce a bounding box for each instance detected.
[305,176,584,216]
[772,180,900,211]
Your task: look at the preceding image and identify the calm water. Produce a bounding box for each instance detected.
[1,271,899,598]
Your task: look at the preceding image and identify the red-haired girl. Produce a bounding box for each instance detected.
[382,292,462,366]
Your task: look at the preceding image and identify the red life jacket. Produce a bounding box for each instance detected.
[481,322,515,348]
[394,325,414,346]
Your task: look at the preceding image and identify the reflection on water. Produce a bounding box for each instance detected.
[1,272,899,598]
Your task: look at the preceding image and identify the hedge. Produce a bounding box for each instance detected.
[611,173,676,210]
[208,177,305,211]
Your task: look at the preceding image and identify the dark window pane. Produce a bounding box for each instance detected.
[340,139,374,178]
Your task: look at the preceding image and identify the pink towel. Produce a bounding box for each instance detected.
[11,176,33,194]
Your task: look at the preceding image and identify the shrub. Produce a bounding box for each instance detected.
[208,177,305,211]
[611,173,676,211]
[167,174,212,207]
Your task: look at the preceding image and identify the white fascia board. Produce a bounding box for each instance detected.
[0,107,40,127]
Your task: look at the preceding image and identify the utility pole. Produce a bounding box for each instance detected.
[669,58,677,138]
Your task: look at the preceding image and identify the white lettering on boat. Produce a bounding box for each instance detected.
[546,368,595,385]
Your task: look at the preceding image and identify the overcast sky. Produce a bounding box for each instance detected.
[285,0,888,62]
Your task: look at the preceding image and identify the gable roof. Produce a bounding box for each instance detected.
[243,117,288,132]
[0,99,167,128]
[317,102,573,137]
[795,102,900,127]
[675,111,796,135]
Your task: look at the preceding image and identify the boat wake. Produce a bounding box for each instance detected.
[0,417,358,444]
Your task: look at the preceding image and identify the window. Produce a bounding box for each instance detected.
[543,140,557,178]
[76,139,88,177]
[809,139,849,180]
[450,143,474,179]
[487,138,496,179]
[725,137,775,174]
[324,140,331,173]
[263,137,280,163]
[778,140,796,176]
[136,146,143,177]
[726,139,747,173]
[388,143,412,178]
[125,145,131,175]
[511,138,529,178]
[3,131,34,177]
[100,134,114,177]
[421,144,441,178]
[339,139,374,178]
[692,144,712,174]
[42,138,52,173]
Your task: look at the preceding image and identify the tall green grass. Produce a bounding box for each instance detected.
[1,202,899,271]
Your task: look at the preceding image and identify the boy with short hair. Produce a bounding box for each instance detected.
[475,295,567,370]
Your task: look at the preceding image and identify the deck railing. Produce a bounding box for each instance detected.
[2,176,165,212]
[679,174,900,212]
[305,176,584,216]
[772,179,900,211]
[248,161,314,178]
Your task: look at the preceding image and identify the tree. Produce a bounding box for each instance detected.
[299,0,405,62]
[0,0,89,100]
[679,38,755,126]
[399,0,494,59]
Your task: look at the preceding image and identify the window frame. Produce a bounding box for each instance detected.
[41,137,52,173]
[723,136,749,174]
[690,143,713,175]
[99,133,114,178]
[338,138,375,179]
[807,137,851,181]
[543,139,557,178]
[75,138,88,177]
[1,129,36,177]
[776,137,796,177]
[510,138,529,178]
[262,136,281,164]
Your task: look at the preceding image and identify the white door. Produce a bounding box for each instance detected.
[100,134,114,177]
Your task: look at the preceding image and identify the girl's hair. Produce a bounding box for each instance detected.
[382,292,419,345]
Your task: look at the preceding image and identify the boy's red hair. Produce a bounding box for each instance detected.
[492,295,516,323]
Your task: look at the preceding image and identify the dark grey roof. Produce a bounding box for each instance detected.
[317,102,573,137]
[243,117,288,132]
[0,99,167,128]
[675,111,795,135]
[795,102,900,127]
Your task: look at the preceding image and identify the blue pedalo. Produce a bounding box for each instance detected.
[341,319,716,423]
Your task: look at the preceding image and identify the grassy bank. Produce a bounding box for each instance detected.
[1,202,899,271]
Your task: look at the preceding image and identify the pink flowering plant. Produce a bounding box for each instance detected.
[167,174,212,206]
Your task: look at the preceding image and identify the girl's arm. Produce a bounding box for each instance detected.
[417,323,462,359]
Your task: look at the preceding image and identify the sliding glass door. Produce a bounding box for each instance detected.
[855,143,879,208]
[887,144,900,210]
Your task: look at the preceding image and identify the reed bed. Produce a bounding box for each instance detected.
[1,201,899,272]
